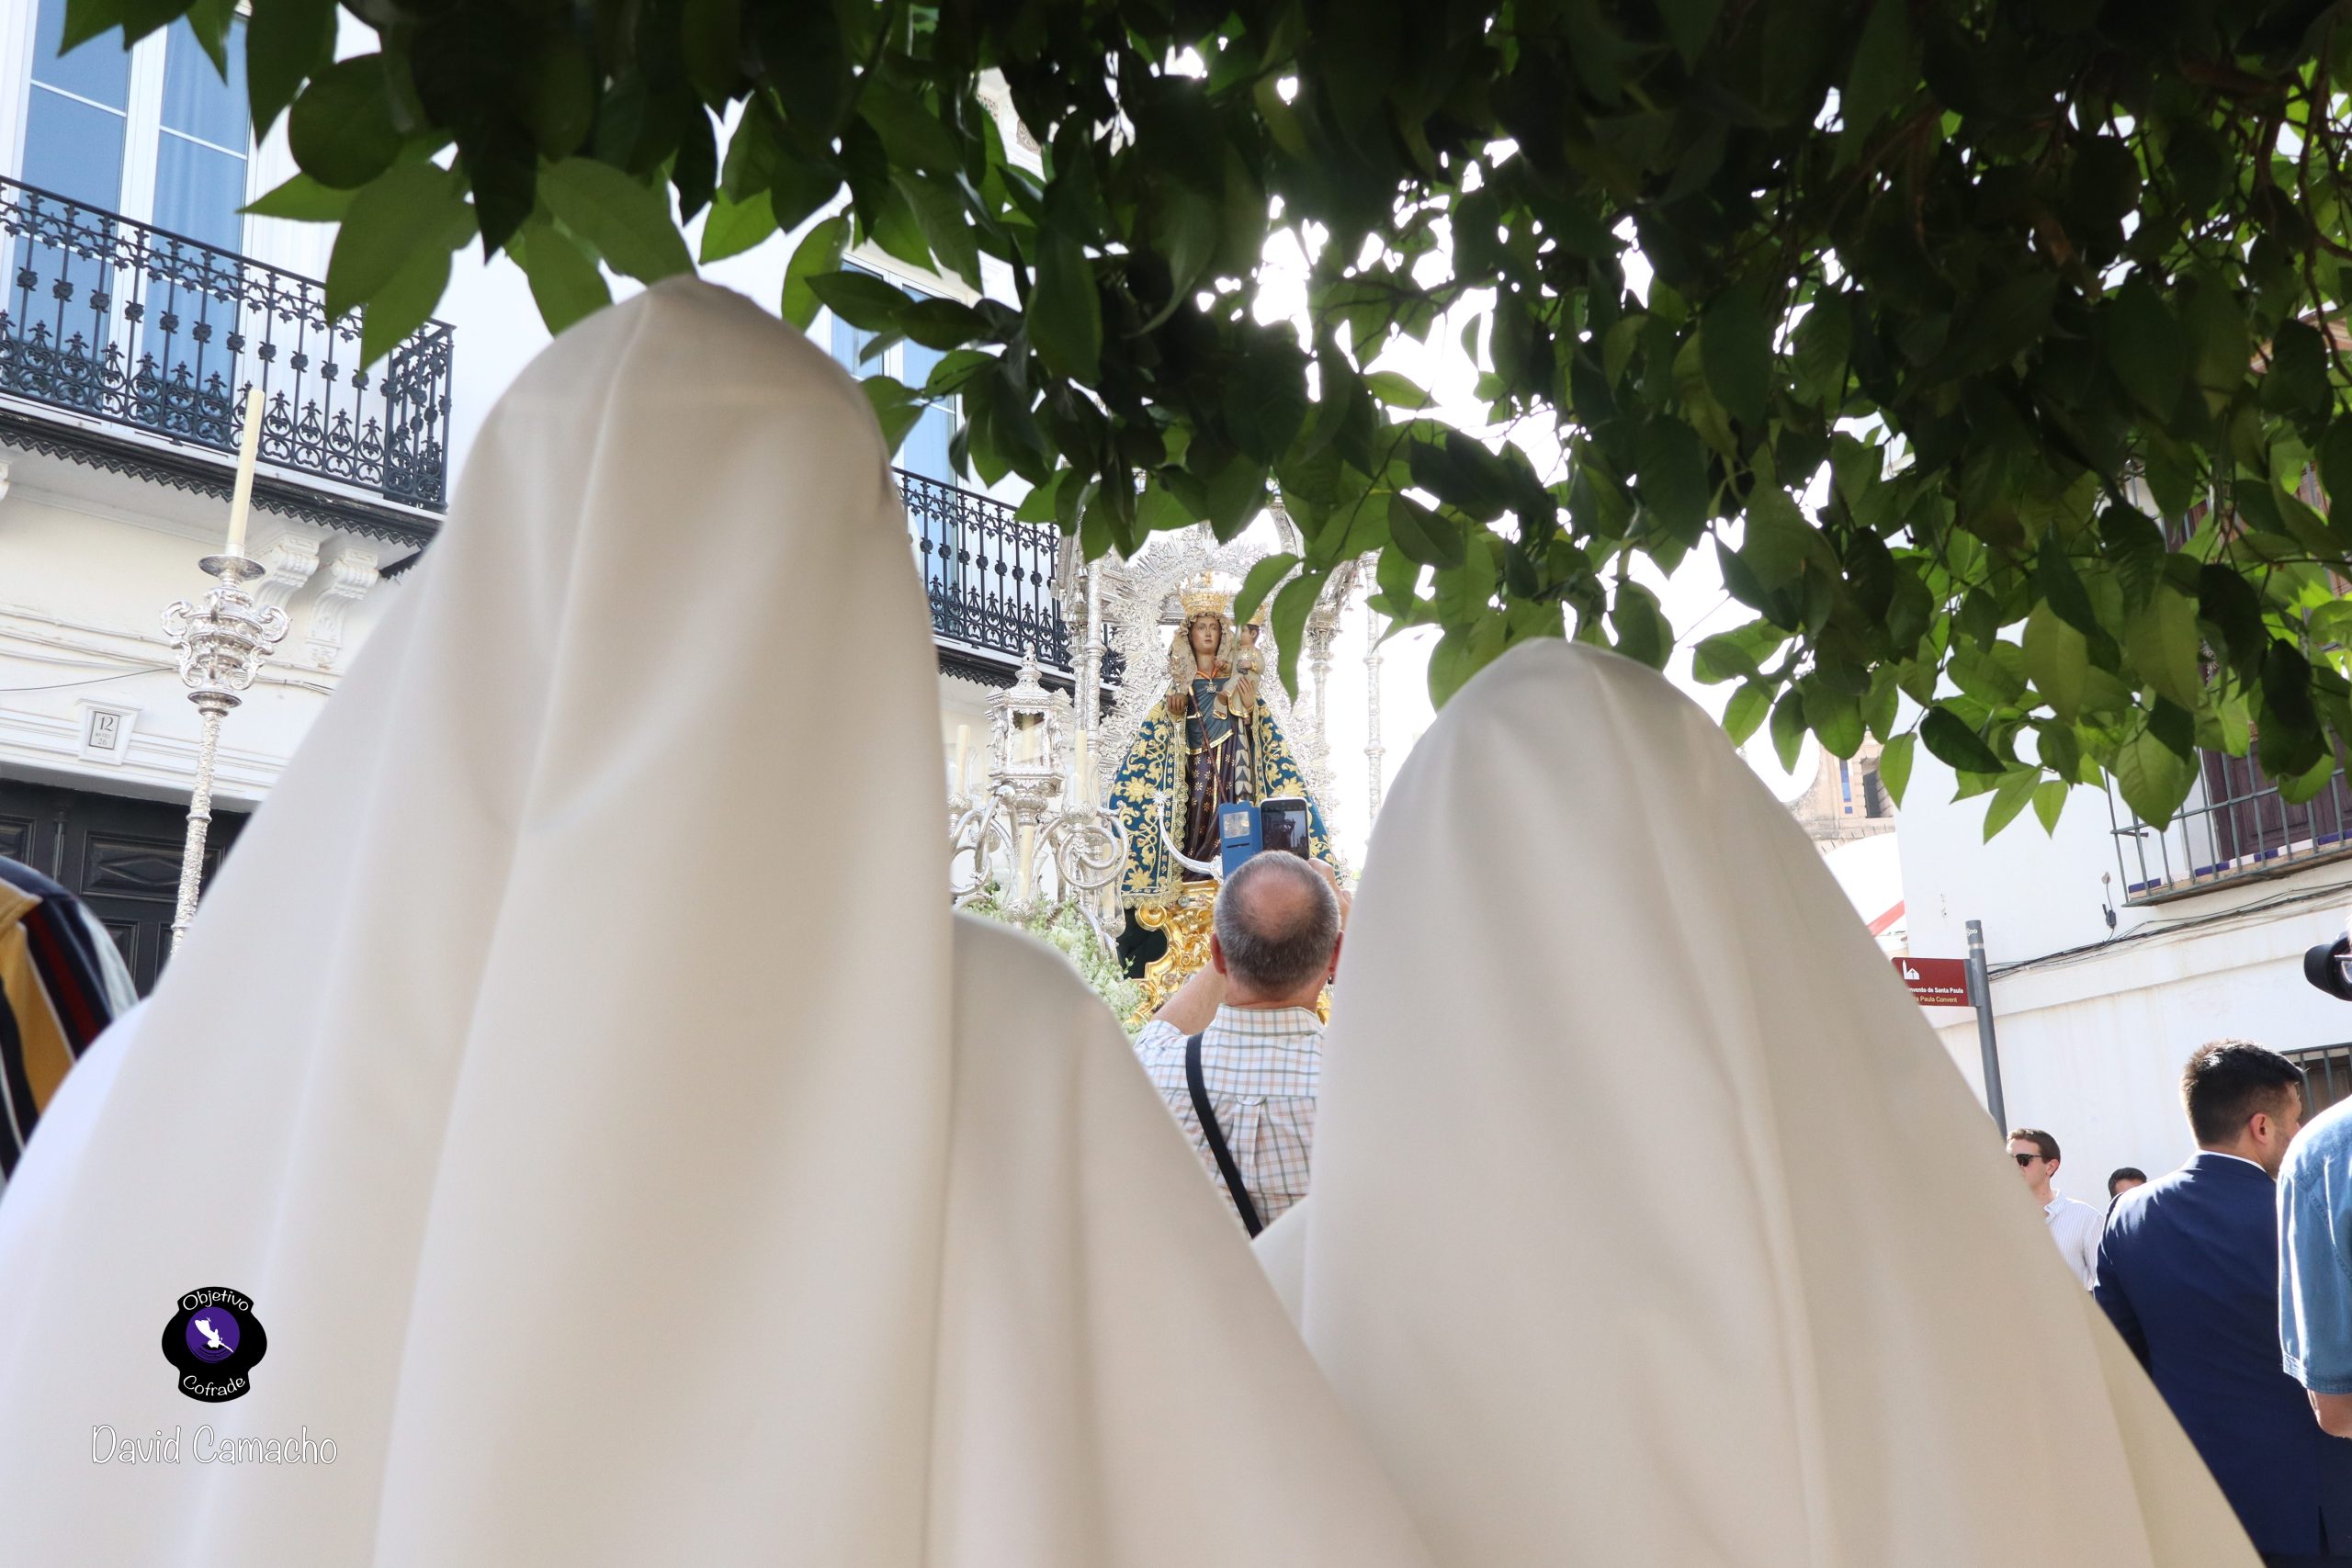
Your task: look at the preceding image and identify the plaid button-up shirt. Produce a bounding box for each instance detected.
[1136,1004,1320,1230]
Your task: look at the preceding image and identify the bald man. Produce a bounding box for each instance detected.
[1134,853,1345,1235]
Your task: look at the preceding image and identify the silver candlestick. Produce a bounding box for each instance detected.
[163,554,288,952]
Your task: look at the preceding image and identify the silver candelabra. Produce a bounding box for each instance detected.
[162,553,288,951]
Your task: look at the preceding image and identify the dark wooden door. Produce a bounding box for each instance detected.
[0,778,246,995]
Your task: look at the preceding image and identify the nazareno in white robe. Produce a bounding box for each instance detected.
[1256,639,2259,1568]
[0,281,1430,1568]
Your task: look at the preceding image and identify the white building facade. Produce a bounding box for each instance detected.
[0,0,435,987]
[0,2,1088,989]
[1900,739,2352,1200]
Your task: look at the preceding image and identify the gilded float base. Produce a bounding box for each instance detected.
[1126,877,1331,1030]
[1130,882,1218,1029]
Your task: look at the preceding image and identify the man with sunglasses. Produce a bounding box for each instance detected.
[2008,1127,2101,1289]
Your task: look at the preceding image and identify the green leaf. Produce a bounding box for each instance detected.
[1151,182,1221,309]
[1879,732,1916,805]
[1232,552,1301,628]
[288,56,402,190]
[1805,684,1863,758]
[1611,581,1671,670]
[361,244,454,367]
[538,158,695,284]
[858,75,964,178]
[511,218,611,334]
[2022,602,2087,724]
[2319,420,2352,513]
[2032,779,2069,834]
[1792,296,1851,402]
[1837,0,1914,164]
[1028,232,1102,380]
[1657,0,1723,65]
[323,162,474,325]
[1270,568,1330,696]
[2124,587,2203,711]
[861,376,922,456]
[2262,320,2331,424]
[1724,681,1772,742]
[1770,689,1808,773]
[1700,285,1770,428]
[2107,278,2187,418]
[897,298,987,351]
[1363,371,1433,409]
[807,269,911,332]
[1634,418,1710,543]
[1920,707,2005,773]
[1598,317,1646,394]
[1388,493,1466,568]
[1740,484,1813,591]
[1983,772,2037,840]
[2113,718,2198,826]
[682,0,741,103]
[697,188,777,265]
[781,215,849,332]
[895,172,983,291]
[183,0,232,73]
[245,0,335,137]
[243,172,350,222]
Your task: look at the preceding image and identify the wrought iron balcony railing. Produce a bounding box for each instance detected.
[2109,750,2352,901]
[0,176,451,510]
[900,468,1077,671]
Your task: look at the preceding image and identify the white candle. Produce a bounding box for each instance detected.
[223,383,265,560]
[953,724,970,795]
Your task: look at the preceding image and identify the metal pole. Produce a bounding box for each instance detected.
[1965,919,2007,1130]
[163,553,288,954]
[169,699,231,953]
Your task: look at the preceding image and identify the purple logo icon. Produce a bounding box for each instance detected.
[162,1288,267,1401]
[185,1308,240,1363]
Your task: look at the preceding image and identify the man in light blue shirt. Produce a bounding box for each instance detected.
[2282,1089,2352,1444]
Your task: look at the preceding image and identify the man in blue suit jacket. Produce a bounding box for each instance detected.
[2098,1039,2352,1565]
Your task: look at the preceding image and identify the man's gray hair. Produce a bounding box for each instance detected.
[1214,852,1341,993]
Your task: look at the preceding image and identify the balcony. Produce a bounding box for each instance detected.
[901,467,1080,681]
[0,175,451,534]
[2109,750,2352,902]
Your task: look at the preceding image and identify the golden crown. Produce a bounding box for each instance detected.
[1178,571,1266,625]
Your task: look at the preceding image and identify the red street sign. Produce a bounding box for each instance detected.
[1894,956,1972,1008]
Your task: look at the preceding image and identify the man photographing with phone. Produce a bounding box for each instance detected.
[1134,851,1345,1235]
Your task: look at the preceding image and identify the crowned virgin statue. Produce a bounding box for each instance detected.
[1108,582,1336,901]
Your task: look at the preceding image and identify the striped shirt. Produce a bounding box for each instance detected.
[0,857,131,1187]
[1136,1004,1320,1229]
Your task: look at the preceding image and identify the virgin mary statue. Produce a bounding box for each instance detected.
[1109,581,1335,901]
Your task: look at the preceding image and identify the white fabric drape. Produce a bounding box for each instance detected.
[0,281,1428,1568]
[1260,640,2257,1568]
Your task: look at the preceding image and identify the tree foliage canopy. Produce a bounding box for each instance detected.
[70,0,2352,829]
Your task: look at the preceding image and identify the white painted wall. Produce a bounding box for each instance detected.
[0,474,396,805]
[1899,736,2352,1197]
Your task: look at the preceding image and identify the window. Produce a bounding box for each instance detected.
[1838,758,1852,812]
[13,2,253,439]
[24,0,130,215]
[153,18,248,252]
[21,0,250,243]
[2286,1044,2352,1119]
